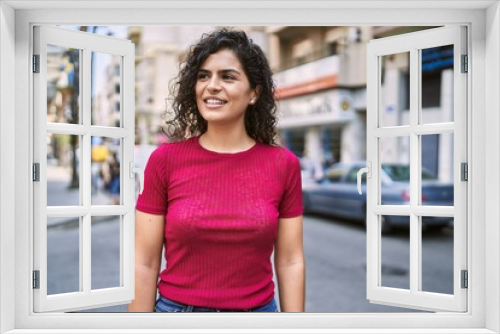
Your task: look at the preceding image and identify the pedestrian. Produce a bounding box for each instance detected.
[128,28,305,313]
[108,152,120,205]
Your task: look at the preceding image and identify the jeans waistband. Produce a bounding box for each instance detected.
[155,296,278,313]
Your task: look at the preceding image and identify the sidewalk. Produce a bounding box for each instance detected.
[47,165,124,229]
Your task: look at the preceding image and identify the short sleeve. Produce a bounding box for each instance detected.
[278,150,303,218]
[135,145,169,215]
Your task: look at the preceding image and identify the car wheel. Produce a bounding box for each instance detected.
[381,216,392,234]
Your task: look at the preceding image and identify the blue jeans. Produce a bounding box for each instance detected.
[155,296,279,313]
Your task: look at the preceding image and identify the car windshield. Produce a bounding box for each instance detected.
[382,165,437,181]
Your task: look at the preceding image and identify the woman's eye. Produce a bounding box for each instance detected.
[222,74,235,80]
[197,73,209,80]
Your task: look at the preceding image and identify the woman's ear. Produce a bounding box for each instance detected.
[252,84,262,101]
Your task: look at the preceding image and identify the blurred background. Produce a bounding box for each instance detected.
[46,25,454,313]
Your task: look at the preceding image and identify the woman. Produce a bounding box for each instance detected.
[128,28,305,313]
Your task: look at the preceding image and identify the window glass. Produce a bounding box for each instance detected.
[47,133,80,206]
[380,52,410,127]
[421,133,454,206]
[380,136,410,204]
[46,44,81,125]
[381,215,410,289]
[91,137,121,206]
[91,52,121,127]
[421,216,454,294]
[381,165,437,181]
[91,216,121,290]
[420,45,454,124]
[47,217,81,295]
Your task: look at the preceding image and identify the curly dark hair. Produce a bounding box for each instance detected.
[162,28,279,145]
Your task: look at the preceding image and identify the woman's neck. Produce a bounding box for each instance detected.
[198,127,256,153]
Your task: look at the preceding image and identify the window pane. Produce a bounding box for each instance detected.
[47,44,81,124]
[420,45,454,124]
[421,133,454,206]
[380,136,410,204]
[91,216,121,290]
[91,137,121,205]
[421,216,454,294]
[91,52,121,127]
[380,215,409,290]
[47,133,80,206]
[379,52,410,127]
[47,217,80,295]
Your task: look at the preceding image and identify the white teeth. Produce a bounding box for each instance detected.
[206,99,226,105]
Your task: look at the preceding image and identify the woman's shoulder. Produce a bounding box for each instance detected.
[260,143,300,165]
[152,137,197,154]
[148,138,197,161]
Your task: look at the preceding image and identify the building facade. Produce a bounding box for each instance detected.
[270,26,453,182]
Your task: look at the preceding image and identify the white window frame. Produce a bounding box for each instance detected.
[366,26,468,312]
[1,1,499,333]
[33,25,136,313]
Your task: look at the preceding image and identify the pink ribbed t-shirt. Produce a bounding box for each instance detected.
[135,135,303,309]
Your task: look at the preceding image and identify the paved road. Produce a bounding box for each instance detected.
[302,214,453,312]
[46,213,453,313]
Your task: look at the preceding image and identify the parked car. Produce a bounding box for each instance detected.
[302,162,454,233]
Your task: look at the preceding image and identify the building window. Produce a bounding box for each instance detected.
[421,45,454,108]
[421,74,441,108]
[327,41,339,56]
[283,129,306,157]
[321,128,341,165]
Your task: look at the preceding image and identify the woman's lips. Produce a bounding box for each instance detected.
[203,98,227,108]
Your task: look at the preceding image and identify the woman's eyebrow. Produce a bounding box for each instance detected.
[198,68,241,75]
[220,69,241,75]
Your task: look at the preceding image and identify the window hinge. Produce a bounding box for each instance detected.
[461,270,468,289]
[33,270,40,289]
[33,163,40,182]
[461,162,468,181]
[33,54,40,73]
[461,54,468,73]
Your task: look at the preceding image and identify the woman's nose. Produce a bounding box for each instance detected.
[207,77,221,92]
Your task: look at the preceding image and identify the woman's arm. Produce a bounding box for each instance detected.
[127,210,165,312]
[274,215,305,312]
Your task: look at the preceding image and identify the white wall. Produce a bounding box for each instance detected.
[485,2,500,333]
[5,5,496,332]
[0,2,16,333]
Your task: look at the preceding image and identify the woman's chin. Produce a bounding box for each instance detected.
[200,112,224,123]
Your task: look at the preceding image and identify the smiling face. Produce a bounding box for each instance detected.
[195,49,258,128]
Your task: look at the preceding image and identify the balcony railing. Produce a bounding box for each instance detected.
[276,45,339,72]
[273,54,339,89]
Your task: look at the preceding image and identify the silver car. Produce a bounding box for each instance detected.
[302,162,454,233]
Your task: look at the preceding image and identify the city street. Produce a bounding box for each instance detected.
[47,213,454,313]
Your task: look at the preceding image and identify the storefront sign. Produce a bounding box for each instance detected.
[278,89,353,128]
